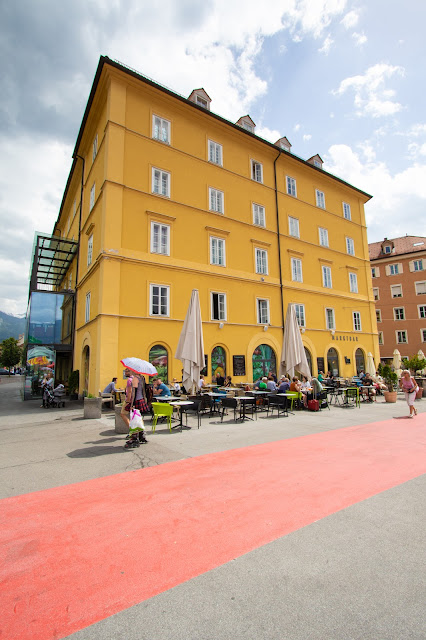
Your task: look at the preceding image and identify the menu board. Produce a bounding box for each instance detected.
[233,355,246,376]
[316,357,325,375]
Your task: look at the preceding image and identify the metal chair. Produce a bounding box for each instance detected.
[267,395,288,418]
[181,397,204,428]
[344,387,360,408]
[318,390,330,410]
[151,402,174,432]
[220,397,238,422]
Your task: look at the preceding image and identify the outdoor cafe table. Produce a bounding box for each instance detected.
[168,400,194,430]
[234,395,256,421]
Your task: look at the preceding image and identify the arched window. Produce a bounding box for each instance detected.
[149,345,168,382]
[252,344,277,382]
[304,347,312,375]
[83,345,90,392]
[355,348,365,375]
[211,346,226,380]
[327,348,339,377]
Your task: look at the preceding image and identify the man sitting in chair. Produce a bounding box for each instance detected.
[103,377,118,394]
[361,373,376,402]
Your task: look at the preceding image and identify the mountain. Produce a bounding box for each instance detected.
[0,311,26,341]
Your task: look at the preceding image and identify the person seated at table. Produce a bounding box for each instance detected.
[358,369,365,380]
[268,370,277,383]
[103,377,118,394]
[171,378,181,396]
[267,375,277,391]
[224,376,233,387]
[215,372,225,387]
[278,377,290,392]
[373,371,387,392]
[259,377,268,390]
[153,377,171,397]
[289,377,302,392]
[198,374,206,392]
[361,373,376,401]
[311,377,323,397]
[253,378,262,389]
[317,371,325,382]
[300,375,313,408]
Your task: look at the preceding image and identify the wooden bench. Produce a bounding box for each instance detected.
[99,392,115,409]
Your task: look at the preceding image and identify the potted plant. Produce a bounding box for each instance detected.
[68,370,79,400]
[83,392,102,419]
[381,365,398,403]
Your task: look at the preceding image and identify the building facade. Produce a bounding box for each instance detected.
[369,236,426,362]
[26,57,379,396]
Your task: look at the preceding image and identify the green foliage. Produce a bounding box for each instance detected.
[381,364,398,391]
[86,393,96,399]
[401,355,426,374]
[68,370,79,395]
[0,337,22,373]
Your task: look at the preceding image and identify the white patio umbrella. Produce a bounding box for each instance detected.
[279,304,311,379]
[366,352,376,377]
[392,349,402,371]
[417,350,426,374]
[175,289,205,395]
[120,358,158,376]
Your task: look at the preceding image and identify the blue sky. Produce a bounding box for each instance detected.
[1,0,425,314]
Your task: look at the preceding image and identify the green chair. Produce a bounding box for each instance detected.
[151,402,174,432]
[344,387,360,408]
[285,392,303,411]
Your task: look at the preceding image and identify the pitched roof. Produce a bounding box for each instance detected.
[369,235,426,260]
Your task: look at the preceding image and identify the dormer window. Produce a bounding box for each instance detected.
[276,137,292,152]
[236,115,256,133]
[307,154,323,169]
[384,245,391,254]
[188,89,211,111]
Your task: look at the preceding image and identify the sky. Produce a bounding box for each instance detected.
[1,0,426,315]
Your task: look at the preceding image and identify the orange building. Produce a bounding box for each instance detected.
[369,236,426,361]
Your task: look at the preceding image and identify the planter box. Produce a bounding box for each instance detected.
[416,387,423,399]
[115,404,129,434]
[83,397,102,419]
[383,390,397,403]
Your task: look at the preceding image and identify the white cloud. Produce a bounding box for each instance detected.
[319,35,334,54]
[341,10,359,28]
[332,63,405,118]
[303,134,312,141]
[352,31,367,46]
[324,144,426,241]
[255,125,282,143]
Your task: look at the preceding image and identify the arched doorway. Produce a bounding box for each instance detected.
[149,344,168,382]
[252,344,277,382]
[83,345,90,393]
[304,347,312,375]
[327,348,339,376]
[355,348,365,374]
[211,346,226,380]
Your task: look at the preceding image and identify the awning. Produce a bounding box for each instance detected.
[29,233,78,291]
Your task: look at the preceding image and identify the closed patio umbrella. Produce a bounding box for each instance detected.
[279,304,311,379]
[366,352,376,377]
[175,289,204,395]
[392,349,401,371]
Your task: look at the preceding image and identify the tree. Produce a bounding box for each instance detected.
[0,337,22,374]
[402,355,426,375]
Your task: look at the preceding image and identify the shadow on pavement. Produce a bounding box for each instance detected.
[67,446,125,458]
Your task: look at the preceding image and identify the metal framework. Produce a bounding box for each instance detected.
[29,234,78,291]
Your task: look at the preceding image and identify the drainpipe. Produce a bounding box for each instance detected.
[273,149,285,334]
[72,154,85,373]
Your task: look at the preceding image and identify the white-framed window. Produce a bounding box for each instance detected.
[85,292,91,323]
[371,266,380,278]
[210,236,226,266]
[196,95,208,109]
[68,273,72,289]
[291,257,303,282]
[66,217,71,236]
[316,189,325,209]
[255,248,268,275]
[89,183,95,211]
[378,331,384,345]
[373,287,379,300]
[319,227,329,247]
[92,134,98,162]
[376,310,382,323]
[152,167,170,197]
[384,245,392,254]
[286,176,297,197]
[325,307,335,330]
[418,305,426,319]
[343,202,351,220]
[322,265,332,288]
[151,222,170,255]
[353,311,362,332]
[251,160,263,183]
[257,298,270,324]
[288,216,300,238]
[242,120,254,132]
[415,281,426,295]
[211,292,226,321]
[388,263,401,276]
[346,237,355,256]
[294,303,305,327]
[252,203,265,227]
[391,284,403,298]
[393,307,405,320]
[150,284,170,317]
[87,234,93,266]
[152,115,171,144]
[413,259,424,271]
[422,329,426,342]
[208,140,223,166]
[209,187,224,213]
[396,330,407,344]
[349,272,358,293]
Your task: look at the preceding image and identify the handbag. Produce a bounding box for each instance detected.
[129,408,144,431]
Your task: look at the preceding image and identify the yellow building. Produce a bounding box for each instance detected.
[27,56,379,396]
